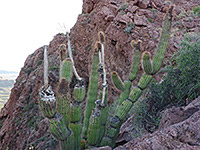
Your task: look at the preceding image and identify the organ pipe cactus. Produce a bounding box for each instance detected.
[101,5,174,148]
[39,31,108,150]
[38,4,174,149]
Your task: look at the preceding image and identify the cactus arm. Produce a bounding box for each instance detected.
[112,72,125,91]
[60,58,73,83]
[87,108,101,146]
[129,40,141,81]
[69,82,86,150]
[118,80,132,105]
[102,6,174,148]
[142,51,152,74]
[82,45,99,139]
[56,78,71,127]
[152,5,174,74]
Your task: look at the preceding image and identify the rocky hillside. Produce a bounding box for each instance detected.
[0,0,199,150]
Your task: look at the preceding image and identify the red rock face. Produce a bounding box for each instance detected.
[0,0,200,149]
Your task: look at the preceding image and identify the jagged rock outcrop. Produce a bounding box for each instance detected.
[0,0,199,149]
[114,96,200,150]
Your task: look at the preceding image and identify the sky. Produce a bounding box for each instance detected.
[0,0,82,73]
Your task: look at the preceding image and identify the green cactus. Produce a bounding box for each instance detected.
[112,71,125,91]
[49,113,70,141]
[138,74,153,90]
[152,5,174,74]
[129,40,141,81]
[39,85,56,118]
[82,42,100,139]
[39,5,174,148]
[142,51,152,74]
[87,108,101,146]
[101,5,174,148]
[118,80,132,105]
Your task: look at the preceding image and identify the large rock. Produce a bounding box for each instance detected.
[115,97,200,150]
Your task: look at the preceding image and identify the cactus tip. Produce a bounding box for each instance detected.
[95,41,102,52]
[98,31,105,44]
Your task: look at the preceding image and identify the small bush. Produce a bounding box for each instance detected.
[144,32,200,130]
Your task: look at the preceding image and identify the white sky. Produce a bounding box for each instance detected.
[0,0,82,72]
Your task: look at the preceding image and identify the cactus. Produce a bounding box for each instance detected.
[82,42,100,139]
[112,72,125,91]
[38,5,173,149]
[101,5,174,148]
[142,51,152,74]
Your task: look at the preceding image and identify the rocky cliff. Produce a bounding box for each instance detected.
[0,0,199,150]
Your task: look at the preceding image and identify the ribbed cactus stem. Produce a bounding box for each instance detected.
[129,40,141,81]
[49,113,71,141]
[112,72,125,91]
[152,5,174,74]
[82,45,99,139]
[118,80,132,105]
[56,78,70,127]
[142,51,152,74]
[138,74,153,90]
[39,85,56,118]
[66,32,82,81]
[87,108,101,146]
[60,58,73,83]
[43,45,48,90]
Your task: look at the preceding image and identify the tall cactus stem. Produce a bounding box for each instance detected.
[56,78,70,127]
[82,44,99,139]
[60,58,73,83]
[59,44,68,62]
[152,5,174,74]
[87,108,101,146]
[118,80,132,105]
[129,40,141,81]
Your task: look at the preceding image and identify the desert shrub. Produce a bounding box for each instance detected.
[144,32,200,131]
